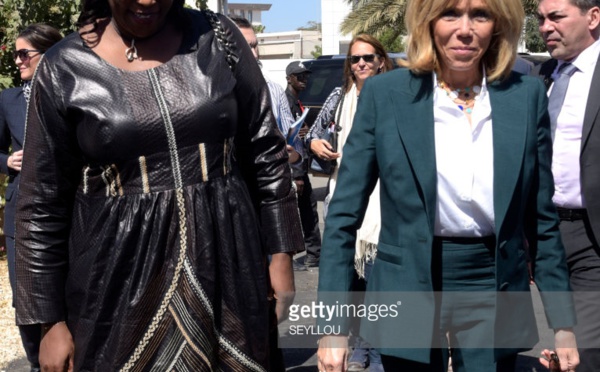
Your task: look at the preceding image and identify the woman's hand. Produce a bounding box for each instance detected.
[310,139,340,162]
[269,252,295,324]
[539,328,579,371]
[40,322,74,371]
[294,178,305,197]
[7,149,23,171]
[317,335,348,372]
[298,124,310,140]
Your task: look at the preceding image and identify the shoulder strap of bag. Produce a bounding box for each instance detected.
[331,90,345,153]
[334,90,345,129]
[204,9,239,72]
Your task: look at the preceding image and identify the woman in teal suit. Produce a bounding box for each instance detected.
[316,0,579,371]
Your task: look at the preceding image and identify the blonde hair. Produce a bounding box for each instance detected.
[402,0,524,82]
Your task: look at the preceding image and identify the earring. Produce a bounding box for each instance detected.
[377,67,382,73]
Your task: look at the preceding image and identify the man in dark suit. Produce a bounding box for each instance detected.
[534,0,600,370]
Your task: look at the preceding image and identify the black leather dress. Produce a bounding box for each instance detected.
[15,10,303,371]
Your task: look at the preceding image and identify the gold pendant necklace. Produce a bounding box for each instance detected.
[111,19,138,62]
[125,39,138,62]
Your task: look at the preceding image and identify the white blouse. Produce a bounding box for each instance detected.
[432,72,495,237]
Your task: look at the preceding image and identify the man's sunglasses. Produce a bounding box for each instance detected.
[13,49,42,61]
[292,72,310,80]
[348,54,380,64]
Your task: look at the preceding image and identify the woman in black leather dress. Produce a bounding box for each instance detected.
[14,0,303,371]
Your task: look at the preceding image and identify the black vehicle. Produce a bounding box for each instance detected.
[519,52,551,65]
[297,58,345,128]
[298,52,549,128]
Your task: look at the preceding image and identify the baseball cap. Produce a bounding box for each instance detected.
[286,61,312,76]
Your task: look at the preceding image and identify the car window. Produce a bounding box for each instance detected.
[298,56,404,127]
[299,59,345,108]
[298,59,345,127]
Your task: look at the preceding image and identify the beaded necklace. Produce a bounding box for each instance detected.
[438,80,482,114]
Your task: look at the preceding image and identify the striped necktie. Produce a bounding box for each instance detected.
[548,62,578,141]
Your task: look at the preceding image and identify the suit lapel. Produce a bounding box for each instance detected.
[388,73,528,236]
[488,79,527,235]
[582,53,600,151]
[390,73,437,232]
[14,89,27,147]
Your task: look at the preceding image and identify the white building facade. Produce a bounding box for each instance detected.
[228,3,272,25]
[320,0,352,55]
[185,0,325,61]
[256,31,321,59]
[185,0,227,12]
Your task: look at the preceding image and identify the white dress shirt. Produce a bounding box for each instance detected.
[433,73,495,237]
[550,39,600,209]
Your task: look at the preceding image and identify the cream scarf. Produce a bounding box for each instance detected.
[328,83,381,278]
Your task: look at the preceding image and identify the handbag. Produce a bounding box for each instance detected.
[310,153,335,176]
[309,92,345,176]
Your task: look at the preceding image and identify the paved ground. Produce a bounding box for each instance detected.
[0,258,30,371]
[1,175,557,371]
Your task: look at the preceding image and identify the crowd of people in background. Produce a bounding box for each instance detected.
[1,0,599,371]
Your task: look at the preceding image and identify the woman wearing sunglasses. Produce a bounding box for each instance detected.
[0,23,62,372]
[306,34,392,372]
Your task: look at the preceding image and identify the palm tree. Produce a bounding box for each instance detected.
[340,0,540,40]
[340,0,408,41]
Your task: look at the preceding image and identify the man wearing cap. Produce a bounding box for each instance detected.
[286,61,321,269]
[286,61,311,118]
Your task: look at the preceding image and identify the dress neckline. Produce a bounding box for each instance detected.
[76,11,201,74]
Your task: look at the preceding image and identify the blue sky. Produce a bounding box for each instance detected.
[231,0,322,33]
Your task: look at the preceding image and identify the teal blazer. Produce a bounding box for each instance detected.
[317,69,575,363]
